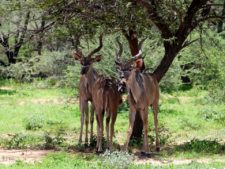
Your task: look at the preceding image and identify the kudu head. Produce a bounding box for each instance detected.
[74,35,103,75]
[115,37,146,82]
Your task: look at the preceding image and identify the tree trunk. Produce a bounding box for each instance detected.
[0,11,30,65]
[4,43,22,65]
[217,0,225,33]
[37,18,46,55]
[123,29,144,140]
[153,42,182,82]
[131,111,143,140]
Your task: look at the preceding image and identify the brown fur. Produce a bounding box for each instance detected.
[74,35,103,145]
[74,42,122,150]
[124,69,160,152]
[92,76,122,152]
[78,66,96,144]
[114,36,158,153]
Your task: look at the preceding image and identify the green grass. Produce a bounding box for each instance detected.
[0,80,225,168]
[0,80,130,148]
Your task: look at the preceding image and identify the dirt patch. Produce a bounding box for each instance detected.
[18,97,78,105]
[0,149,224,166]
[0,149,52,165]
[0,86,14,90]
[31,98,66,105]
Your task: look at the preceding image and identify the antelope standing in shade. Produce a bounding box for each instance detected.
[92,76,122,152]
[74,35,103,145]
[115,38,160,154]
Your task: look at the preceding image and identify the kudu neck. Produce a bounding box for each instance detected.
[84,66,98,84]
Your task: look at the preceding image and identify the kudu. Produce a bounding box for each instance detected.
[92,75,122,152]
[74,35,103,145]
[115,38,160,154]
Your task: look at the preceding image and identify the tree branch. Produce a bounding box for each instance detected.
[175,0,208,41]
[134,0,173,38]
[197,15,225,23]
[182,38,199,48]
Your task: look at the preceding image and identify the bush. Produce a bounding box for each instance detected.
[0,51,75,84]
[97,150,134,169]
[43,130,65,149]
[23,114,45,130]
[43,121,67,149]
[7,133,28,149]
[180,30,225,102]
[5,133,41,149]
[199,107,225,125]
[175,139,225,154]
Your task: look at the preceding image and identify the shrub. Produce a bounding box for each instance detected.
[180,30,225,102]
[7,133,28,149]
[43,121,67,149]
[23,114,45,130]
[199,107,225,125]
[0,51,75,84]
[98,150,134,169]
[175,139,225,154]
[43,131,65,149]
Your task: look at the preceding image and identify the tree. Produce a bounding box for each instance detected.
[0,0,54,64]
[39,0,225,139]
[0,1,30,64]
[217,0,225,33]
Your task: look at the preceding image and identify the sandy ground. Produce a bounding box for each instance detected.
[0,149,224,166]
[0,149,53,165]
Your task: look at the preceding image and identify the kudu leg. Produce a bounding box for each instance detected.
[153,103,160,152]
[96,113,100,150]
[85,104,89,145]
[90,103,95,143]
[79,101,87,144]
[110,112,117,151]
[98,112,104,152]
[141,109,150,153]
[106,115,110,149]
[124,111,136,151]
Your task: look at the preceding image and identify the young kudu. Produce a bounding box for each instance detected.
[115,38,160,154]
[92,76,122,152]
[74,35,103,145]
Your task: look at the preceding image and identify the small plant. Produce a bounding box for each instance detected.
[43,130,66,149]
[43,124,66,149]
[175,139,225,154]
[129,137,143,148]
[98,150,134,169]
[7,133,27,149]
[199,107,225,125]
[24,114,45,130]
[158,125,170,146]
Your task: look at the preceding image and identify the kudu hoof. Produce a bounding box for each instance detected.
[140,151,151,158]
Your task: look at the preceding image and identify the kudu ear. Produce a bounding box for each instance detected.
[74,51,83,60]
[133,58,144,69]
[94,55,102,62]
